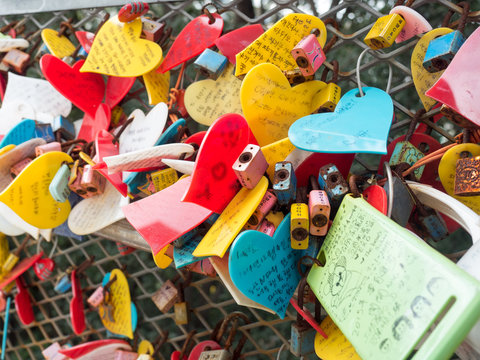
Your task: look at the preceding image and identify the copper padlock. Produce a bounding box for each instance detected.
[2,48,30,73]
[151,280,178,313]
[455,155,480,196]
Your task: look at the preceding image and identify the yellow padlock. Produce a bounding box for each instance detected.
[291,203,309,250]
[316,83,341,113]
[151,167,178,192]
[364,14,405,50]
[2,235,31,274]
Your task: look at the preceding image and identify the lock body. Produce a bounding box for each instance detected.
[34,123,55,143]
[54,274,72,293]
[174,301,189,325]
[291,203,309,250]
[317,164,348,210]
[151,280,178,313]
[151,167,178,192]
[2,253,19,273]
[198,349,232,360]
[2,48,30,72]
[11,158,32,178]
[389,141,425,180]
[291,34,325,77]
[423,30,465,73]
[282,69,314,84]
[258,219,275,236]
[364,14,405,50]
[316,83,341,113]
[118,1,149,22]
[273,161,297,206]
[36,142,62,157]
[411,207,449,242]
[194,49,228,80]
[69,167,88,198]
[233,144,268,190]
[290,323,316,356]
[52,115,75,140]
[80,164,106,197]
[141,18,165,42]
[455,157,480,196]
[87,286,105,308]
[245,191,277,230]
[308,190,330,236]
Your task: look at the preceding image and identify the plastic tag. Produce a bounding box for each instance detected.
[15,277,34,325]
[138,339,154,355]
[59,339,132,359]
[363,185,388,215]
[143,69,170,105]
[0,119,36,148]
[75,30,95,53]
[105,76,136,109]
[76,103,111,143]
[390,6,432,43]
[185,62,243,126]
[314,316,361,360]
[241,63,326,146]
[214,24,264,65]
[70,269,86,334]
[261,138,296,182]
[152,245,173,269]
[41,28,76,58]
[174,235,205,268]
[81,16,162,77]
[235,13,327,77]
[0,38,28,52]
[289,87,393,154]
[161,159,195,175]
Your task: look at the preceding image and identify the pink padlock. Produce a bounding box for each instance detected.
[114,349,140,360]
[308,190,330,236]
[258,219,275,236]
[69,168,88,198]
[245,191,277,230]
[87,286,104,308]
[291,30,326,77]
[232,144,268,190]
[35,142,62,157]
[10,157,32,178]
[80,164,106,198]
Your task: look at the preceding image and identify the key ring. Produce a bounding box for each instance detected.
[356,48,393,97]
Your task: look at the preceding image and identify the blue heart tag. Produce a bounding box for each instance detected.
[0,119,36,148]
[288,87,393,154]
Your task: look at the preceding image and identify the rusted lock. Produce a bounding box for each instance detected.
[141,18,165,43]
[10,157,32,178]
[273,161,297,206]
[2,48,30,73]
[232,144,268,190]
[151,279,178,313]
[441,105,480,129]
[282,68,314,85]
[317,163,348,211]
[455,155,480,196]
[80,164,106,197]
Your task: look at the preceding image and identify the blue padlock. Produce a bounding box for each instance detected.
[52,115,76,140]
[273,161,297,206]
[77,46,88,59]
[423,31,465,72]
[34,122,55,143]
[194,48,228,80]
[54,272,72,293]
[317,163,348,212]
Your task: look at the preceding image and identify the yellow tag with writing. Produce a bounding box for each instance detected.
[235,13,327,77]
[143,69,170,105]
[185,63,243,126]
[0,151,72,229]
[193,177,268,258]
[138,339,154,355]
[98,269,133,339]
[241,63,326,146]
[152,244,172,269]
[151,167,178,192]
[0,233,9,269]
[41,29,76,58]
[81,16,163,77]
[411,28,453,111]
[265,211,284,228]
[261,138,296,182]
[439,143,480,214]
[314,316,361,360]
[0,144,15,156]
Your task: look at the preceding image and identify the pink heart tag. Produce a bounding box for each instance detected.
[77,104,111,142]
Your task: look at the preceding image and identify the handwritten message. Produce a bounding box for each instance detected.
[143,69,170,105]
[41,28,76,58]
[173,235,205,268]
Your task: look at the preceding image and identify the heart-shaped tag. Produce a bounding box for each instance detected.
[261,138,296,182]
[123,177,212,255]
[77,104,111,142]
[185,63,243,126]
[0,202,39,239]
[33,257,55,281]
[105,76,136,109]
[289,87,393,154]
[119,103,168,154]
[0,102,38,135]
[235,13,327,77]
[214,24,264,64]
[41,28,76,58]
[143,69,170,105]
[158,14,224,73]
[229,213,304,318]
[314,316,361,360]
[59,340,131,359]
[0,38,29,52]
[98,269,133,339]
[389,6,432,43]
[193,176,268,258]
[75,31,95,53]
[0,209,25,236]
[95,130,127,196]
[40,55,105,118]
[181,113,257,214]
[70,269,86,334]
[426,27,480,127]
[241,63,326,146]
[15,276,34,325]
[81,16,163,77]
[68,182,129,235]
[0,119,36,148]
[411,28,453,111]
[363,185,388,215]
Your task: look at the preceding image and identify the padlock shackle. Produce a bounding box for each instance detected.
[297,255,324,278]
[394,0,415,7]
[442,2,470,33]
[179,330,196,359]
[13,235,31,257]
[323,18,339,54]
[320,60,339,84]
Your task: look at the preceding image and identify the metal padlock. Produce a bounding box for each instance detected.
[383,176,414,227]
[151,167,178,192]
[308,190,330,236]
[2,48,30,72]
[317,163,348,211]
[291,203,309,250]
[454,156,480,196]
[411,205,449,243]
[198,350,232,360]
[174,283,189,325]
[141,18,165,43]
[34,122,55,143]
[291,30,325,77]
[36,141,62,157]
[194,48,228,80]
[151,279,178,313]
[52,115,75,140]
[87,286,105,308]
[245,190,277,230]
[54,271,72,294]
[389,141,425,180]
[2,235,30,274]
[282,68,314,85]
[69,167,88,198]
[80,164,106,197]
[10,157,32,178]
[364,13,405,50]
[316,82,341,113]
[258,219,275,236]
[114,350,139,360]
[232,144,268,190]
[273,161,297,206]
[423,31,465,72]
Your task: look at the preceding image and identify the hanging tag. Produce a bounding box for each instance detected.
[58,339,132,359]
[123,177,212,255]
[0,38,28,52]
[99,269,134,339]
[240,63,326,146]
[41,28,76,58]
[314,316,361,360]
[173,235,205,268]
[235,13,326,77]
[152,245,173,269]
[81,16,162,77]
[389,6,432,43]
[105,76,136,109]
[0,253,43,289]
[119,104,168,155]
[426,27,480,127]
[70,269,86,335]
[14,276,34,325]
[142,68,170,105]
[411,28,453,111]
[158,13,223,73]
[185,63,243,126]
[0,119,36,148]
[229,214,305,318]
[307,195,480,360]
[161,159,195,175]
[193,176,268,258]
[40,55,105,118]
[214,24,264,65]
[76,103,111,143]
[289,87,393,154]
[363,185,388,215]
[261,138,296,182]
[75,30,95,53]
[0,210,25,236]
[182,113,256,213]
[68,182,129,235]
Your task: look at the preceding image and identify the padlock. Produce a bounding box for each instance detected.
[2,235,30,274]
[364,13,405,50]
[54,272,72,294]
[34,257,55,281]
[151,167,178,192]
[423,31,465,72]
[389,141,425,180]
[317,163,348,211]
[10,157,32,178]
[291,29,325,77]
[151,279,178,313]
[118,1,149,23]
[258,219,275,236]
[455,156,480,196]
[245,191,277,230]
[383,175,414,227]
[316,82,341,113]
[410,205,449,243]
[273,161,297,206]
[308,190,330,236]
[141,18,165,43]
[291,203,309,250]
[114,350,138,360]
[80,164,106,197]
[194,48,228,80]
[174,283,189,325]
[2,48,30,72]
[232,144,268,190]
[69,167,88,198]
[52,115,75,140]
[35,141,62,157]
[34,122,55,143]
[87,286,105,308]
[49,164,71,203]
[282,68,314,85]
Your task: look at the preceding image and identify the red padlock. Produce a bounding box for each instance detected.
[118,1,149,23]
[34,257,55,281]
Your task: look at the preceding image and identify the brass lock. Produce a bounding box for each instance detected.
[364,13,405,50]
[454,155,480,196]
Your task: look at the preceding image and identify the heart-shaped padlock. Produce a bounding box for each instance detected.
[34,257,55,281]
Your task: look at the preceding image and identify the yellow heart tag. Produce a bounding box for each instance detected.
[81,16,163,77]
[411,28,453,111]
[99,269,133,339]
[193,177,268,258]
[235,13,327,77]
[261,138,296,182]
[143,69,170,105]
[439,143,480,214]
[0,151,72,229]
[41,29,76,58]
[152,245,172,269]
[241,63,326,146]
[185,63,243,126]
[314,316,361,360]
[138,340,154,355]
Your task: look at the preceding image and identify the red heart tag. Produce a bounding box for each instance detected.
[33,257,55,281]
[182,113,257,213]
[158,14,224,73]
[77,104,111,143]
[15,276,34,325]
[70,270,86,335]
[75,31,95,53]
[105,76,136,109]
[214,24,264,64]
[363,185,388,215]
[40,54,105,118]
